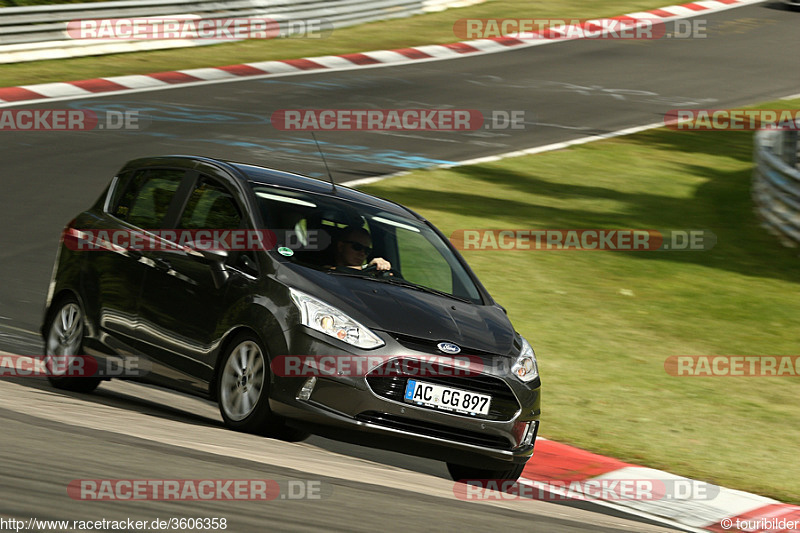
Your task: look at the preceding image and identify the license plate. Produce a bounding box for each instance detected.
[403,379,492,416]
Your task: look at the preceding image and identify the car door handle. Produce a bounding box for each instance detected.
[154,257,171,271]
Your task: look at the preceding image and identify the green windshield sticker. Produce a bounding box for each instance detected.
[277,247,294,257]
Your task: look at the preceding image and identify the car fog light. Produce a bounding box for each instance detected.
[298,376,317,401]
[523,421,538,446]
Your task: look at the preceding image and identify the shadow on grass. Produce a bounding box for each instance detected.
[372,129,800,284]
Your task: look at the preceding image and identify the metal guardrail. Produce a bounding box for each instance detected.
[753,129,800,247]
[0,0,483,63]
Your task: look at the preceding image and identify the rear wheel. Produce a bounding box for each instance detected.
[217,333,309,442]
[44,297,101,393]
[447,462,526,482]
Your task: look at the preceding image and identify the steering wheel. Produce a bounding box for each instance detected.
[361,264,399,277]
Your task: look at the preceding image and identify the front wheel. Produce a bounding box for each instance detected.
[44,297,101,393]
[217,333,309,442]
[447,461,526,482]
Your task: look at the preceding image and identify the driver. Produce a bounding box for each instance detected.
[334,227,391,271]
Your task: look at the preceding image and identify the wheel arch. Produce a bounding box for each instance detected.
[209,325,282,402]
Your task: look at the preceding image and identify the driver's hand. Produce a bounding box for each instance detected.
[368,258,391,271]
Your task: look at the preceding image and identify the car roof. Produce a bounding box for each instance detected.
[122,155,421,221]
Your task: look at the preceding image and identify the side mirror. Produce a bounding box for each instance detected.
[184,242,230,289]
[240,254,259,275]
[199,248,229,265]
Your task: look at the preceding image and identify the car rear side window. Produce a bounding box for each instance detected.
[178,178,242,230]
[112,169,184,229]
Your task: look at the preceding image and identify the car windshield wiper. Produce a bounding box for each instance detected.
[326,268,472,302]
[369,275,472,303]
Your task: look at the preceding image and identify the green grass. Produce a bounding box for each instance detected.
[4,0,677,87]
[358,100,800,504]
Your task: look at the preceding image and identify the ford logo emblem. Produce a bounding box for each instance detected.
[437,342,461,354]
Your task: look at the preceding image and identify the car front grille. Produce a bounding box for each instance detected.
[365,357,520,421]
[391,333,514,358]
[356,411,512,450]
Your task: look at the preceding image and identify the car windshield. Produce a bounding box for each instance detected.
[250,184,483,304]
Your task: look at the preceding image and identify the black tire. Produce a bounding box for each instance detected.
[216,333,309,442]
[447,461,526,483]
[44,296,101,393]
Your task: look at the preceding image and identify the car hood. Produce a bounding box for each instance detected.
[282,265,516,355]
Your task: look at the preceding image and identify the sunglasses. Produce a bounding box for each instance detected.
[343,240,372,255]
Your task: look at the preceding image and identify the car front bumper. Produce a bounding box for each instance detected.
[269,326,541,469]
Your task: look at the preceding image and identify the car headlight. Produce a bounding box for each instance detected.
[511,336,538,383]
[289,288,384,349]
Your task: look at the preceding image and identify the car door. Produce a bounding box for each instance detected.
[135,173,250,394]
[88,167,186,353]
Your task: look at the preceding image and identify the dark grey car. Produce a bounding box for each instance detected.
[42,155,541,481]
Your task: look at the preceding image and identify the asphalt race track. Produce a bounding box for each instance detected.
[0,2,797,530]
[0,376,682,532]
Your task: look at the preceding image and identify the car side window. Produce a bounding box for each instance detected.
[178,177,242,230]
[112,169,184,229]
